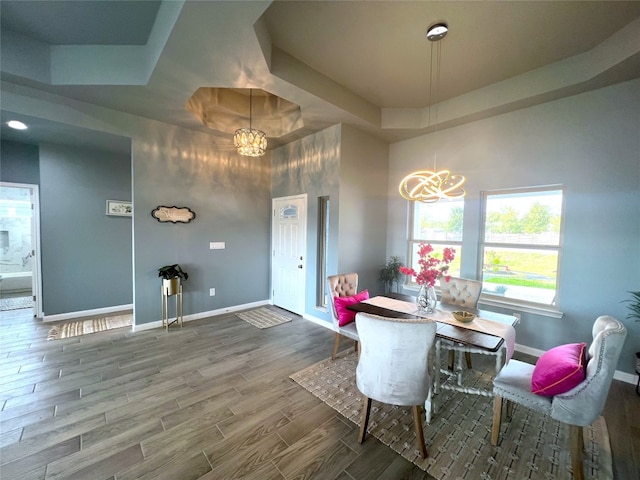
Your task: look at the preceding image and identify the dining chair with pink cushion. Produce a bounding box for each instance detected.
[327,273,362,360]
[355,312,437,458]
[491,315,626,480]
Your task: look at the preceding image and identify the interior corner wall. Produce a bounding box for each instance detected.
[271,124,341,321]
[39,143,132,315]
[339,124,390,296]
[2,83,275,328]
[388,79,640,375]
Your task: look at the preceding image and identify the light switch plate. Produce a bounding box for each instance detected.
[210,288,216,296]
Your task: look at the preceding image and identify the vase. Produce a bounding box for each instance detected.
[416,284,438,313]
[162,277,180,296]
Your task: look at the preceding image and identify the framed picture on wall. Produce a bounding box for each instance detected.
[106,200,132,217]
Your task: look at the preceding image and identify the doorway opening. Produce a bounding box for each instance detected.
[0,182,41,316]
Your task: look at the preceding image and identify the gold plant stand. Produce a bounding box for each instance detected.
[161,281,183,331]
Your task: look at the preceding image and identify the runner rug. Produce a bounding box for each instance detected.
[47,312,132,340]
[0,296,33,311]
[290,351,612,480]
[236,307,292,329]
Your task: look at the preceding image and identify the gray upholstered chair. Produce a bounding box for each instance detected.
[491,315,626,480]
[327,273,359,360]
[439,276,482,369]
[355,312,437,458]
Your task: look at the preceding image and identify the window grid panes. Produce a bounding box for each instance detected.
[480,187,564,306]
[408,199,464,282]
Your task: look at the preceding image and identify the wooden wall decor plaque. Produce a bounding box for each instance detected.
[151,206,196,224]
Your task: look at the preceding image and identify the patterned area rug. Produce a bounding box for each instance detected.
[236,307,292,329]
[290,351,612,480]
[0,296,33,311]
[47,313,132,340]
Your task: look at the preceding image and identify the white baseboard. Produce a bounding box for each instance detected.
[514,343,545,358]
[131,299,270,332]
[302,312,333,330]
[43,304,133,323]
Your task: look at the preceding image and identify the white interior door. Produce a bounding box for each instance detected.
[271,195,307,315]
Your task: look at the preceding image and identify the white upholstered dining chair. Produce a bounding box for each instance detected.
[439,276,482,370]
[327,273,360,360]
[491,315,626,480]
[355,312,437,458]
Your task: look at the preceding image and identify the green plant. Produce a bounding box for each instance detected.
[622,290,640,322]
[379,256,404,293]
[158,264,189,281]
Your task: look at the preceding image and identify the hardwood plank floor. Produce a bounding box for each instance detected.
[0,307,638,480]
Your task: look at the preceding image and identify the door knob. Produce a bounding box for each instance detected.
[298,265,303,269]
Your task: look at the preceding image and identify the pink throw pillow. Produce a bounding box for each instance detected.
[531,342,587,396]
[333,290,369,327]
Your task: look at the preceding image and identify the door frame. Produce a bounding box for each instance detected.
[0,181,43,318]
[271,194,307,315]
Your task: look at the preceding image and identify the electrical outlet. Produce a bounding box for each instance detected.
[209,242,225,249]
[209,288,216,296]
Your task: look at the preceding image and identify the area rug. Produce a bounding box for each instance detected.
[0,296,33,311]
[236,307,292,329]
[47,312,132,340]
[290,351,612,480]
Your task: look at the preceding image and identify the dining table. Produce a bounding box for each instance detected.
[347,292,519,422]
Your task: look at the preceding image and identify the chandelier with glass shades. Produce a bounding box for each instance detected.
[399,23,465,203]
[234,89,267,157]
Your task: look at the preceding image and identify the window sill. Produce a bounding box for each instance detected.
[401,286,564,318]
[479,296,564,319]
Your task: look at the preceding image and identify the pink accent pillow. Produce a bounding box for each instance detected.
[531,342,587,396]
[333,290,370,326]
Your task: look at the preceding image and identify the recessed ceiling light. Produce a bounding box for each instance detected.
[6,120,28,130]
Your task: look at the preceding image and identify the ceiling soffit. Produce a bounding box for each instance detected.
[186,88,303,140]
[260,12,640,135]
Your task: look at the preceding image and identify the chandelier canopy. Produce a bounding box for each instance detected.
[233,89,267,157]
[399,23,465,203]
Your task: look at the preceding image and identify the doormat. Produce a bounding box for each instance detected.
[290,351,612,480]
[0,296,33,311]
[235,307,292,329]
[47,312,132,340]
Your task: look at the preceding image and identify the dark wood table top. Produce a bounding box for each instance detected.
[347,293,518,352]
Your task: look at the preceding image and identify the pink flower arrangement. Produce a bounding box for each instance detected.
[399,243,456,287]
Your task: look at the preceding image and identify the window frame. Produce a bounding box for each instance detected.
[316,196,330,308]
[478,185,565,316]
[406,199,464,288]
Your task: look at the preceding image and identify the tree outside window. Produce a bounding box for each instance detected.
[481,188,564,306]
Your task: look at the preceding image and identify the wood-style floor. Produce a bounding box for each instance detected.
[0,307,638,480]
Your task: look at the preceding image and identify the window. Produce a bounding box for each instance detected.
[407,199,464,282]
[316,196,330,307]
[480,187,564,306]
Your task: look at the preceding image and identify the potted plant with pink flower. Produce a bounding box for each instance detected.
[400,243,456,312]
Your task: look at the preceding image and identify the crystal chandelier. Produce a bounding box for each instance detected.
[234,89,267,157]
[399,23,465,203]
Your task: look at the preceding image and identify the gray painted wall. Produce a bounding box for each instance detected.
[270,124,389,323]
[271,124,341,322]
[132,125,271,325]
[0,140,40,184]
[388,79,640,374]
[339,124,390,295]
[39,143,132,315]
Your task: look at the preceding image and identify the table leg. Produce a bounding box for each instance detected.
[434,338,441,395]
[495,348,503,375]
